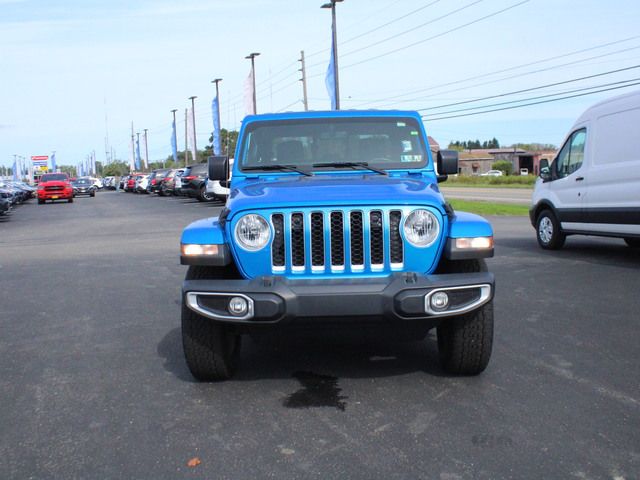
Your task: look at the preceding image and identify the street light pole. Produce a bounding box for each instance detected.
[170,109,177,168]
[143,129,149,170]
[188,96,198,160]
[211,78,222,155]
[245,52,260,114]
[322,0,343,110]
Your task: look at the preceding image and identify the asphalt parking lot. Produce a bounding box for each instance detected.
[1,191,638,479]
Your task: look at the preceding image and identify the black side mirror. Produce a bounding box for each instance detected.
[436,150,458,182]
[539,159,551,182]
[208,156,229,182]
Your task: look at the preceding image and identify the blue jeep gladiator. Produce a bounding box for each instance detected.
[180,110,495,381]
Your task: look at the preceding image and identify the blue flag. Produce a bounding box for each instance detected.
[51,152,57,172]
[171,118,178,163]
[135,136,141,170]
[212,95,221,155]
[325,28,337,110]
[12,158,18,181]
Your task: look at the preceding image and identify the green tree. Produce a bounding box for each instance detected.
[103,161,131,177]
[58,165,77,177]
[491,160,513,176]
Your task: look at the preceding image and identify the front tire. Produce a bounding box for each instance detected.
[181,266,241,381]
[536,209,565,250]
[68,197,73,203]
[198,185,214,202]
[435,258,493,375]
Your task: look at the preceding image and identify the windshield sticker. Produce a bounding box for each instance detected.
[401,155,422,163]
[396,122,406,127]
[410,130,419,136]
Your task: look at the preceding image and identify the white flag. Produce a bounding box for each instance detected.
[244,66,255,115]
[187,106,197,163]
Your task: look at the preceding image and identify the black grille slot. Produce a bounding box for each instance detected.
[350,212,364,266]
[330,212,344,266]
[370,210,384,265]
[271,214,285,267]
[389,211,403,264]
[310,212,324,267]
[291,213,305,267]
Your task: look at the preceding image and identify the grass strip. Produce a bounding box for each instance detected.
[448,199,529,216]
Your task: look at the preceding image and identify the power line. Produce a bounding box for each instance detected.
[423,81,640,121]
[417,64,640,112]
[351,35,640,108]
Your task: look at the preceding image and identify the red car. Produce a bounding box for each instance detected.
[37,173,74,204]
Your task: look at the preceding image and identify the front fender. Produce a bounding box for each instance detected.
[181,216,226,245]
[180,217,231,266]
[448,211,493,238]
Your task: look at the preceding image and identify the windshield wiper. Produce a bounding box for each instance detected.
[312,162,387,175]
[243,164,312,176]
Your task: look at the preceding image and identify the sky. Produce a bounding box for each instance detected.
[2,0,640,169]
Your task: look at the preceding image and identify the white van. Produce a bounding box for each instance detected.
[530,89,640,249]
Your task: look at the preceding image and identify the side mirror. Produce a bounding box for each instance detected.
[208,156,229,182]
[436,149,458,182]
[539,159,551,182]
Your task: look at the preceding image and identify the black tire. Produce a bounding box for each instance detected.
[624,237,640,248]
[182,266,241,381]
[435,259,493,375]
[437,302,494,375]
[38,199,44,205]
[90,192,95,197]
[68,197,73,203]
[536,209,565,250]
[198,185,214,202]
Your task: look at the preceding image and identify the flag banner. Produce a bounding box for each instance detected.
[187,107,197,163]
[12,158,18,180]
[171,118,178,163]
[51,152,57,172]
[130,136,135,171]
[244,66,255,116]
[325,27,337,110]
[212,95,221,155]
[135,137,141,171]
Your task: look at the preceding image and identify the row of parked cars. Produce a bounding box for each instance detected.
[0,180,36,218]
[116,162,231,202]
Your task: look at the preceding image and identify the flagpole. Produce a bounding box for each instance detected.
[245,53,260,114]
[322,0,343,110]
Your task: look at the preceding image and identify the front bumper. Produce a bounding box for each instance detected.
[183,272,494,326]
[39,191,72,200]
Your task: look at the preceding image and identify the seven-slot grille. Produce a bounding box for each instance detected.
[270,209,404,274]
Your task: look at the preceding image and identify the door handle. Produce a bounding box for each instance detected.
[575,177,584,182]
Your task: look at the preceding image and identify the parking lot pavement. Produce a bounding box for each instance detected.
[1,191,638,479]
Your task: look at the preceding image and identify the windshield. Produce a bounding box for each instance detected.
[239,117,427,172]
[74,179,91,185]
[41,174,68,182]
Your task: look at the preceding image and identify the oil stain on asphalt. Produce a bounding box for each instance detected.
[283,371,347,411]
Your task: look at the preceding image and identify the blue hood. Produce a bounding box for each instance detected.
[227,173,446,216]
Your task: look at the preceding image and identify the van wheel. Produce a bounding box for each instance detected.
[181,266,241,381]
[536,210,565,250]
[624,237,640,248]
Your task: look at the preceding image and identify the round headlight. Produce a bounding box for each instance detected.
[235,214,271,251]
[403,209,439,247]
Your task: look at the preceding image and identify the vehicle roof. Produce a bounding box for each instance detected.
[574,89,640,125]
[242,109,423,124]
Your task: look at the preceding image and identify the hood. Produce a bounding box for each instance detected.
[228,173,445,215]
[40,180,70,187]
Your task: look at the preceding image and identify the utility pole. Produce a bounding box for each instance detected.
[245,52,260,114]
[136,132,141,172]
[299,50,309,111]
[184,108,189,167]
[143,128,149,170]
[322,0,343,110]
[130,122,135,172]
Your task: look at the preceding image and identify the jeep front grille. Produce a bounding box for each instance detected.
[270,209,404,274]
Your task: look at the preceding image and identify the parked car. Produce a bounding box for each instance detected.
[205,158,233,201]
[0,195,10,216]
[72,178,96,197]
[179,110,495,381]
[103,176,116,189]
[180,163,213,201]
[125,174,143,192]
[135,174,150,193]
[148,168,171,194]
[37,172,74,204]
[159,168,184,196]
[481,170,503,177]
[174,169,185,195]
[530,89,640,249]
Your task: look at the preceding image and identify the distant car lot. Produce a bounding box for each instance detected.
[0,192,638,478]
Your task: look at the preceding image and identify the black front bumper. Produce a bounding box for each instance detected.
[183,272,494,326]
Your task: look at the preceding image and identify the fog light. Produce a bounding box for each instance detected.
[228,297,248,316]
[430,291,449,311]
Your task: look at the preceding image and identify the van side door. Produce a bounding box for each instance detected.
[548,128,587,229]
